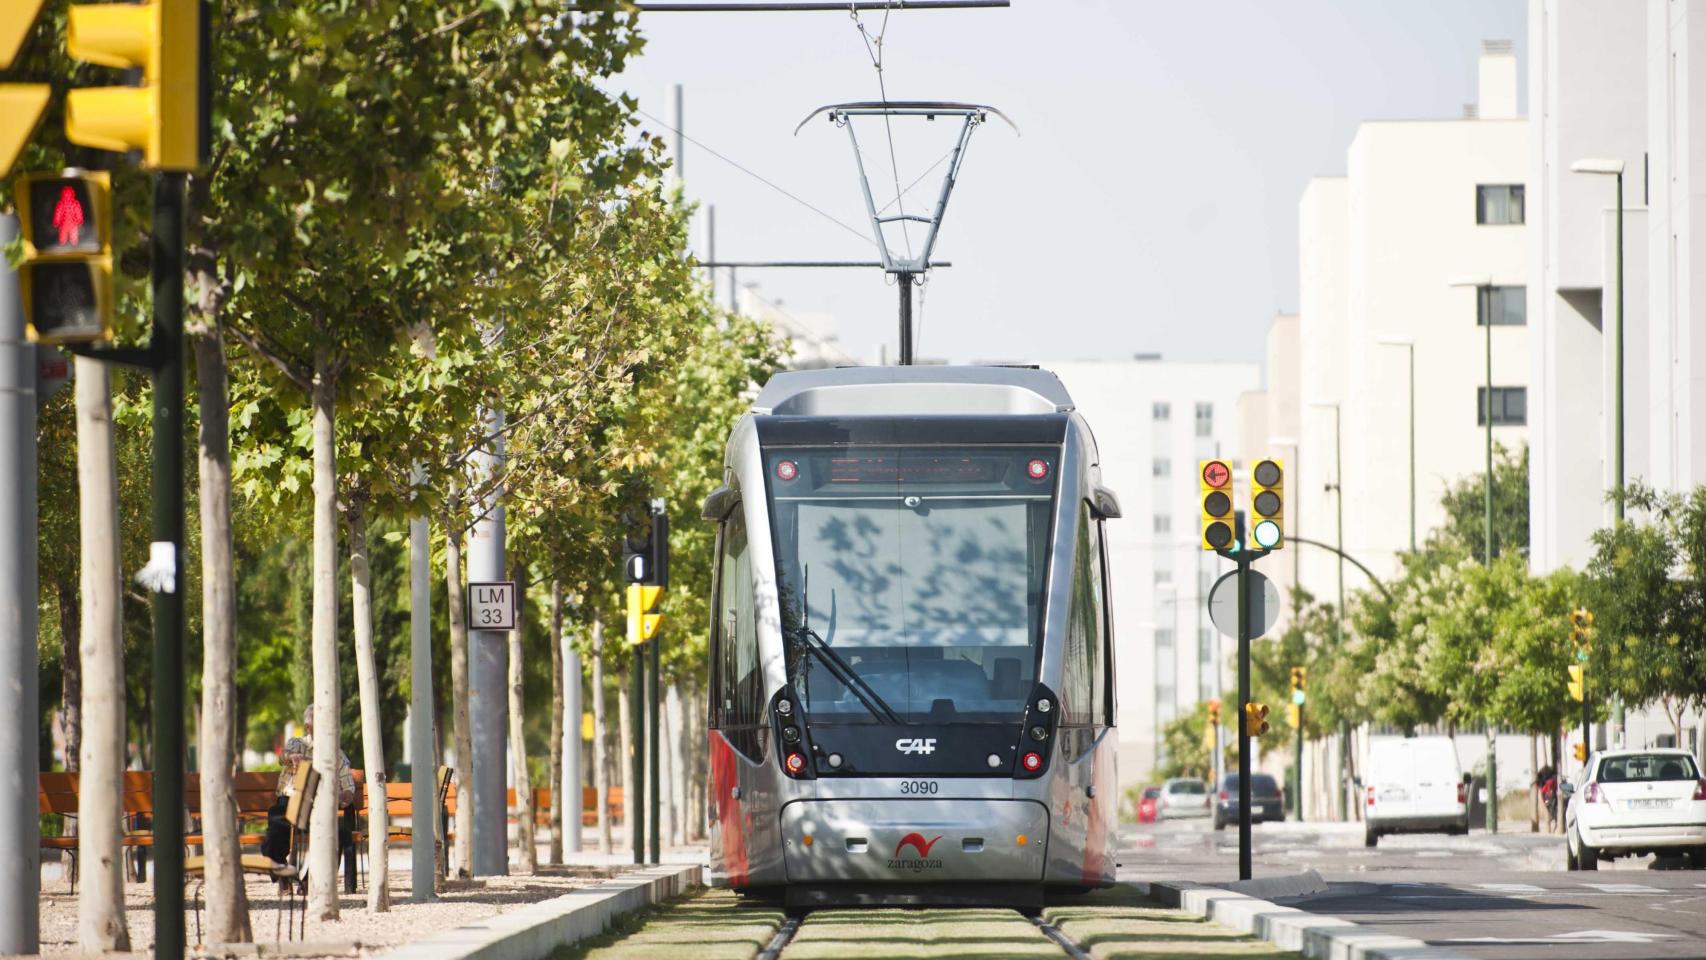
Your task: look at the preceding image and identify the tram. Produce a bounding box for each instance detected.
[702,365,1121,909]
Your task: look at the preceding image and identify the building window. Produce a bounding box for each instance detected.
[1153,514,1172,535]
[1194,402,1213,437]
[1152,402,1171,421]
[1155,627,1175,651]
[1477,184,1524,224]
[1153,569,1172,587]
[1477,285,1527,326]
[1477,386,1527,426]
[1152,458,1171,478]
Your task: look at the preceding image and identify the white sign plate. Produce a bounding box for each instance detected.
[1207,570,1280,640]
[468,581,517,631]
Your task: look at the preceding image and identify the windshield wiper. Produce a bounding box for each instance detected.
[798,623,901,725]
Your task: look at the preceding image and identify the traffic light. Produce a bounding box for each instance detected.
[1200,459,1234,551]
[1289,666,1307,703]
[1,0,51,177]
[1204,699,1220,750]
[1573,742,1588,763]
[1250,459,1284,549]
[63,0,207,171]
[1207,698,1221,725]
[1570,607,1594,662]
[626,584,664,644]
[1286,703,1301,728]
[15,171,114,345]
[1567,664,1585,703]
[1242,702,1270,737]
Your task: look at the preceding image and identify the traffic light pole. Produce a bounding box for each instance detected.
[629,633,645,864]
[648,629,661,863]
[1235,535,1253,882]
[1294,702,1305,820]
[151,170,188,960]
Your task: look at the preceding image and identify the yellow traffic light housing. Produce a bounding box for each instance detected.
[1286,702,1301,728]
[1207,698,1221,725]
[1250,459,1284,550]
[1242,702,1270,737]
[1289,666,1306,695]
[64,0,205,171]
[1573,742,1588,763]
[0,0,50,177]
[626,583,665,645]
[15,171,114,345]
[1567,664,1585,702]
[1200,459,1234,551]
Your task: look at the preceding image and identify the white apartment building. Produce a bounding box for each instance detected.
[1280,43,1531,610]
[1528,0,1706,758]
[1045,359,1260,780]
[735,284,858,370]
[1249,44,1534,817]
[1529,0,1706,570]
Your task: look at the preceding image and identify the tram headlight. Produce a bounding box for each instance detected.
[1035,698,1051,714]
[785,751,807,776]
[1029,725,1049,742]
[776,699,793,716]
[828,753,843,769]
[1021,752,1043,772]
[782,725,801,744]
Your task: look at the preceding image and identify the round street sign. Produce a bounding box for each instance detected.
[1207,570,1280,640]
[1202,460,1231,488]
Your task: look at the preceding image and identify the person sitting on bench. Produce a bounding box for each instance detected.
[263,706,355,865]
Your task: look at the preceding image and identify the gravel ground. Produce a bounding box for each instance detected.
[38,859,623,956]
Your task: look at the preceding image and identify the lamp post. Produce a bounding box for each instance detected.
[1451,274,1498,833]
[1571,157,1626,749]
[1307,402,1344,820]
[1375,339,1417,552]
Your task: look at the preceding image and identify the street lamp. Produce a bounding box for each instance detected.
[1450,274,1499,835]
[1570,157,1626,522]
[1449,275,1494,567]
[1375,338,1417,552]
[1307,402,1347,823]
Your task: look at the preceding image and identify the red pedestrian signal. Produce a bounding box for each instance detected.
[15,171,114,344]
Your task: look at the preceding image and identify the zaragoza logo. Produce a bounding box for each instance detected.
[887,832,944,872]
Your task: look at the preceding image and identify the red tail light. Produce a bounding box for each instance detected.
[1367,786,1376,807]
[1693,779,1706,801]
[1456,782,1467,805]
[1584,782,1600,803]
[1021,751,1043,772]
[784,751,807,777]
[1219,790,1229,801]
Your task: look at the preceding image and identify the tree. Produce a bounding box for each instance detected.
[73,359,128,952]
[1437,443,1529,563]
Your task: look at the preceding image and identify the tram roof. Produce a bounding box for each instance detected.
[752,366,1075,417]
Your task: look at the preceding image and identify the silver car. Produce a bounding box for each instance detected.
[1158,777,1212,819]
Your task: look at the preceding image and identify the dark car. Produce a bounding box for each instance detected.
[1213,773,1284,830]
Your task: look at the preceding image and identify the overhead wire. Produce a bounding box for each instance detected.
[619,97,876,248]
[850,2,914,258]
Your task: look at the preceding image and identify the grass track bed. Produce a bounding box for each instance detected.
[554,887,784,960]
[1043,887,1299,960]
[784,906,1060,959]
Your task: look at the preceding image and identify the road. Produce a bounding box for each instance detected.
[1119,817,1706,959]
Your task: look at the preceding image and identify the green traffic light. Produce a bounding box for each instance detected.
[1252,519,1282,549]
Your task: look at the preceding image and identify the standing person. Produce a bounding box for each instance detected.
[263,707,356,865]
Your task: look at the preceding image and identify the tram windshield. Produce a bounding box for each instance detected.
[765,445,1057,724]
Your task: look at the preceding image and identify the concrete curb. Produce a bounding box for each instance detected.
[367,864,701,960]
[1147,878,1477,960]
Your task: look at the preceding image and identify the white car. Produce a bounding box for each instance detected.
[1157,777,1212,819]
[1562,748,1706,871]
[1363,735,1470,847]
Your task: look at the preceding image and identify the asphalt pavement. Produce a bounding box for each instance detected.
[1118,816,1706,959]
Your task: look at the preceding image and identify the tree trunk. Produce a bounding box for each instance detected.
[590,620,611,854]
[548,581,563,866]
[507,567,536,874]
[617,666,634,846]
[193,319,252,940]
[308,347,342,921]
[74,357,129,952]
[57,580,80,773]
[346,496,390,910]
[444,513,474,878]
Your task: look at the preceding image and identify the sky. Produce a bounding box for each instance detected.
[610,0,1527,369]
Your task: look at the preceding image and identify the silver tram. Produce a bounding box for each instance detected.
[701,366,1121,909]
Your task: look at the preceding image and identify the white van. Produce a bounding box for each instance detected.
[1363,736,1470,846]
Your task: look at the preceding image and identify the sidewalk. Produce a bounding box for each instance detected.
[36,842,709,957]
